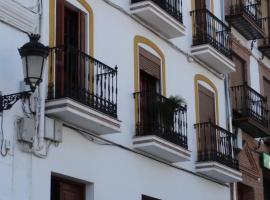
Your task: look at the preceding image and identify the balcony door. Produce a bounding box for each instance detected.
[56,0,86,99]
[194,0,212,44]
[199,84,216,123]
[139,47,161,131]
[198,84,216,155]
[195,0,211,10]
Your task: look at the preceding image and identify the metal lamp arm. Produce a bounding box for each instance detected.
[0,91,32,112]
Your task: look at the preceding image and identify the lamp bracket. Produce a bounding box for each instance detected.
[0,91,32,112]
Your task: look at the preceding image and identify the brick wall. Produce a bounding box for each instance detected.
[237,132,270,200]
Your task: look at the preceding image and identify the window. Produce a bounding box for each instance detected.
[51,176,85,200]
[139,47,161,93]
[142,195,161,200]
[230,54,247,87]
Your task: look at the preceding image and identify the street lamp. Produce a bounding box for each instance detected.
[0,34,49,112]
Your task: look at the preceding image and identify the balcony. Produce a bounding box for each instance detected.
[133,92,191,163]
[231,83,270,138]
[190,9,235,74]
[225,0,264,40]
[130,0,185,39]
[45,46,121,134]
[194,122,242,183]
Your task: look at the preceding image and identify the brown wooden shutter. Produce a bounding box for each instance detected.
[139,47,161,80]
[59,182,85,200]
[230,55,247,86]
[199,84,216,123]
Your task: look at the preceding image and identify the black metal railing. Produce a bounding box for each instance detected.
[227,0,262,27]
[134,91,188,148]
[194,121,239,170]
[231,83,268,128]
[48,46,118,118]
[131,0,183,23]
[190,8,232,59]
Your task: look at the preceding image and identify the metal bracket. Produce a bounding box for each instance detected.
[0,91,31,112]
[251,40,256,51]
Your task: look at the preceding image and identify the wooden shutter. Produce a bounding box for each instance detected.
[199,84,216,123]
[230,55,247,86]
[60,182,85,200]
[139,47,161,80]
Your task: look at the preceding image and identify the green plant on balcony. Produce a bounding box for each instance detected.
[159,95,186,133]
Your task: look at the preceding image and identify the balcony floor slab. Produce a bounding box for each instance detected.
[45,98,121,135]
[133,135,191,163]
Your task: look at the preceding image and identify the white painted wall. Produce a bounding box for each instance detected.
[1,0,270,200]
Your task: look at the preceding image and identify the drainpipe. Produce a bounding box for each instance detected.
[36,0,45,151]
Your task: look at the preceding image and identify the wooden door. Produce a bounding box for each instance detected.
[56,0,86,98]
[194,0,209,43]
[51,177,85,200]
[230,55,247,87]
[195,0,208,9]
[59,182,84,200]
[198,84,216,154]
[199,85,216,123]
[139,70,159,128]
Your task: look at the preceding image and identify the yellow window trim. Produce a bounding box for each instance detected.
[48,0,94,86]
[134,35,166,124]
[194,74,219,125]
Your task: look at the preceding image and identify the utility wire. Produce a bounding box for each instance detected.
[64,124,229,187]
[0,114,7,156]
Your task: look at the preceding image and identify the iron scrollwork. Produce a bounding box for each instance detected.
[0,91,31,112]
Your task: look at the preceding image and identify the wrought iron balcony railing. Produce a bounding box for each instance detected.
[227,0,262,26]
[131,0,183,23]
[48,46,118,118]
[134,91,188,148]
[194,121,239,170]
[190,8,232,59]
[231,83,268,129]
[225,0,264,40]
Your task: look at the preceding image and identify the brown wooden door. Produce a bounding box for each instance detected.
[230,55,247,87]
[56,0,86,98]
[198,84,216,154]
[195,0,206,9]
[59,182,84,200]
[199,84,216,123]
[51,177,85,200]
[139,70,160,128]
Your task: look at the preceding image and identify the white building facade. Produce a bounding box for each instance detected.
[0,0,269,200]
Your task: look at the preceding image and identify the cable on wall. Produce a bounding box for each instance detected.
[63,123,229,187]
[0,113,7,157]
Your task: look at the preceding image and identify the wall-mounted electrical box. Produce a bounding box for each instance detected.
[17,117,36,143]
[44,117,63,143]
